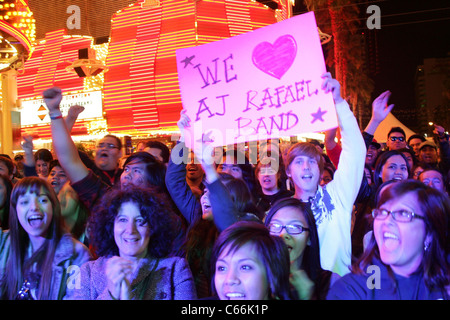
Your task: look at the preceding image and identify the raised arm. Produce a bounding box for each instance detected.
[43,87,89,183]
[324,127,341,169]
[321,72,366,203]
[433,124,450,173]
[364,90,394,136]
[193,133,239,232]
[165,110,202,225]
[319,73,367,276]
[21,134,38,177]
[64,104,85,133]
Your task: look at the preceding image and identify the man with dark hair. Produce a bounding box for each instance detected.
[144,140,170,167]
[42,87,167,206]
[13,154,24,178]
[92,134,123,186]
[0,154,22,184]
[0,156,14,181]
[386,126,407,151]
[407,134,426,157]
[418,140,439,167]
[366,140,381,169]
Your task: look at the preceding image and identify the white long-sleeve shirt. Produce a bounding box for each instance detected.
[311,100,366,276]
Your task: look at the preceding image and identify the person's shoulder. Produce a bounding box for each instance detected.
[326,271,370,300]
[0,228,10,238]
[276,189,295,198]
[158,255,188,265]
[80,255,108,272]
[58,234,92,258]
[156,256,193,273]
[0,228,10,248]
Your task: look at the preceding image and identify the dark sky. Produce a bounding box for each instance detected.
[372,0,450,109]
[293,0,450,128]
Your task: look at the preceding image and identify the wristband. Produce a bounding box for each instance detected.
[50,114,63,120]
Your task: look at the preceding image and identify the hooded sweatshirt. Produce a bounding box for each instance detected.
[326,258,448,300]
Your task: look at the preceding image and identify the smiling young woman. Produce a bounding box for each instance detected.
[210,221,293,300]
[0,177,92,300]
[327,180,450,300]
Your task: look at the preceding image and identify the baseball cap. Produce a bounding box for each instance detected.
[419,140,437,151]
[370,139,381,149]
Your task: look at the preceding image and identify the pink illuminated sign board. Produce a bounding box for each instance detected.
[176,12,337,149]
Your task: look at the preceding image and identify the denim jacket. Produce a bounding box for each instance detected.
[0,229,92,300]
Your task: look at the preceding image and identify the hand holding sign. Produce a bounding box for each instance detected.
[177,109,191,142]
[321,72,343,104]
[176,12,337,151]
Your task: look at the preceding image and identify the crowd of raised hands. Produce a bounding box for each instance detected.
[0,73,448,301]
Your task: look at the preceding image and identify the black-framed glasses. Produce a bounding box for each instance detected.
[96,143,119,150]
[268,223,309,235]
[389,136,405,142]
[371,208,425,223]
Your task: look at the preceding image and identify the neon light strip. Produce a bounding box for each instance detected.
[0,20,32,52]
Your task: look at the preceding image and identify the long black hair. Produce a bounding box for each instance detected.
[211,221,293,300]
[2,177,64,300]
[0,174,13,228]
[123,152,167,192]
[265,197,331,299]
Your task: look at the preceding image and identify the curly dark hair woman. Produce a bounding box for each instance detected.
[73,185,196,300]
[88,186,179,259]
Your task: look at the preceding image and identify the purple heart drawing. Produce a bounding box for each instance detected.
[252,34,297,80]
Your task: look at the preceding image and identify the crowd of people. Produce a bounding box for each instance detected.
[0,73,448,300]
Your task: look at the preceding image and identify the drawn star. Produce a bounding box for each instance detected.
[311,107,327,124]
[180,55,195,68]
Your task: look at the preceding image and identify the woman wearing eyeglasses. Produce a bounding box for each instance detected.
[264,197,338,300]
[327,179,450,300]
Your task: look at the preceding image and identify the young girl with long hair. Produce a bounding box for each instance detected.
[265,197,336,299]
[211,221,293,300]
[0,177,91,300]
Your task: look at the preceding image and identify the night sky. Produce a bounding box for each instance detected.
[372,0,450,110]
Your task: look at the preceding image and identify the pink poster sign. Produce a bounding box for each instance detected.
[176,11,337,149]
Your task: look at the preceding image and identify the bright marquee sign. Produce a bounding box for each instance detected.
[20,90,103,126]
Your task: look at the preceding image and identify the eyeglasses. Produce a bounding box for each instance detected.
[372,208,425,223]
[389,136,405,142]
[268,223,310,235]
[96,143,119,150]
